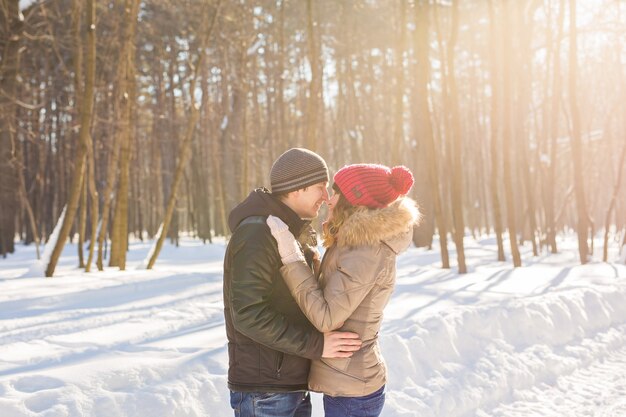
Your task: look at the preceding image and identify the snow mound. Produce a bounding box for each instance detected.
[381,285,626,417]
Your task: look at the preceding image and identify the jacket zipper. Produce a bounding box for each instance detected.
[275,352,284,378]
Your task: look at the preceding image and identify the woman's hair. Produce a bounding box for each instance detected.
[322,184,358,247]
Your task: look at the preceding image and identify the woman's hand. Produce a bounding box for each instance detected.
[267,215,306,264]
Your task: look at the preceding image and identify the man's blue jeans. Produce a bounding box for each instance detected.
[229,390,311,417]
[323,385,385,417]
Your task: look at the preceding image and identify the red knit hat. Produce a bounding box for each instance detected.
[333,164,414,208]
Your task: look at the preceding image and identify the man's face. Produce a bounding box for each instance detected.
[291,182,329,219]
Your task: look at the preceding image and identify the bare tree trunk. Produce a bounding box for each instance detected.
[45,0,96,277]
[84,139,98,272]
[0,0,22,256]
[211,136,229,236]
[276,0,286,157]
[221,58,247,215]
[501,0,522,267]
[487,0,506,262]
[78,173,87,267]
[415,0,449,268]
[545,0,566,254]
[96,5,132,270]
[305,0,321,151]
[603,132,626,261]
[109,97,132,269]
[241,89,249,202]
[391,0,407,165]
[446,0,467,273]
[568,0,590,264]
[16,145,41,259]
[148,62,166,238]
[515,1,539,256]
[73,0,85,268]
[146,0,222,269]
[109,0,141,270]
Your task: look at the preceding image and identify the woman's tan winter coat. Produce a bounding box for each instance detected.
[280,197,420,397]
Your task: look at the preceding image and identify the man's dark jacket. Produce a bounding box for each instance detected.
[224,188,324,392]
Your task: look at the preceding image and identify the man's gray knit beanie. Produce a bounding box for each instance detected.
[270,148,329,194]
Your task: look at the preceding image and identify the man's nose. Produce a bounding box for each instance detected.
[322,188,330,202]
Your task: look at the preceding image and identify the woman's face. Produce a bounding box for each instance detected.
[326,190,340,220]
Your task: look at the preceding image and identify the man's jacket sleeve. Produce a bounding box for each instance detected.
[228,223,324,359]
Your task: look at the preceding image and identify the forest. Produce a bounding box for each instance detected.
[1,0,625,276]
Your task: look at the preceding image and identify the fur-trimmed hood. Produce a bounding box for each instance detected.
[336,197,421,252]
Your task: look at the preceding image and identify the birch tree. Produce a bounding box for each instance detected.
[45,0,96,277]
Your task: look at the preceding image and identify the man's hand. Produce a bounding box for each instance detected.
[322,331,362,358]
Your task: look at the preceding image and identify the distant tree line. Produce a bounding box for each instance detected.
[1,0,625,275]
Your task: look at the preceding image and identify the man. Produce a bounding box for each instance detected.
[223,148,362,417]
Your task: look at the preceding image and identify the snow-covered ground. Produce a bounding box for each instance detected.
[0,234,625,417]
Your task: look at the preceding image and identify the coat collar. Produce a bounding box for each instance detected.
[336,197,421,252]
[228,187,308,237]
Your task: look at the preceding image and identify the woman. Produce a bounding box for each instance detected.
[267,163,421,417]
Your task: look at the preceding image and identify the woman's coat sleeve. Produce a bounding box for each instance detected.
[279,247,381,333]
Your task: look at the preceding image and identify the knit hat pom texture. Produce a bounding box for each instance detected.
[333,163,414,209]
[389,166,414,195]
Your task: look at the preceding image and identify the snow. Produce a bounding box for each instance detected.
[19,0,36,11]
[246,37,264,56]
[0,234,625,417]
[140,222,164,269]
[21,205,66,278]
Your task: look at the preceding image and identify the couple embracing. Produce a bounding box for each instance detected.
[223,148,421,417]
